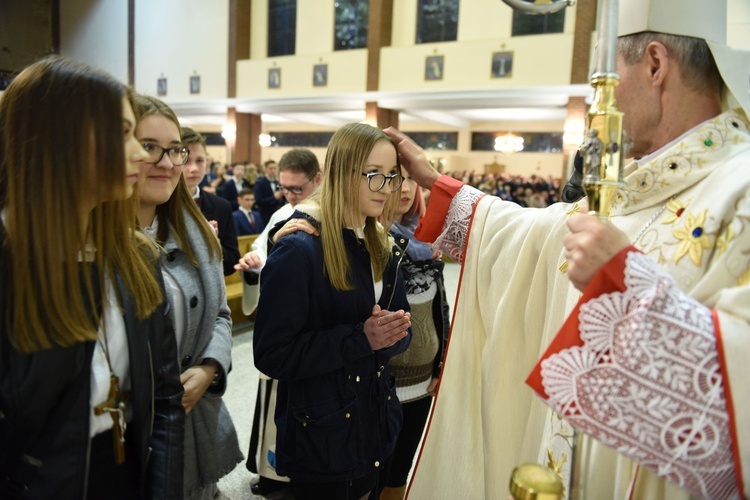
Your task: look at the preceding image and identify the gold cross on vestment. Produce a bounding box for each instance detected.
[93,374,128,464]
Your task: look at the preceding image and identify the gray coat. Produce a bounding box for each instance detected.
[160,212,243,498]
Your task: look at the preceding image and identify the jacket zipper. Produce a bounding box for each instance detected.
[386,240,408,309]
[146,340,155,466]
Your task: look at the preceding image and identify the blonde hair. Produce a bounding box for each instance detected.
[131,94,220,264]
[316,123,400,291]
[0,56,162,353]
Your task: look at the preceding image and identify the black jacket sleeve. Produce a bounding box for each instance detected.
[215,200,240,276]
[253,177,277,210]
[378,249,412,359]
[432,266,450,378]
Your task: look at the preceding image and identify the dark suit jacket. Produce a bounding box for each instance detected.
[218,179,252,211]
[196,189,240,276]
[253,176,284,225]
[232,209,265,236]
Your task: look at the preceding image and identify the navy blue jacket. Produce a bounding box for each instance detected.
[253,176,284,225]
[232,209,265,236]
[253,223,411,483]
[218,178,252,211]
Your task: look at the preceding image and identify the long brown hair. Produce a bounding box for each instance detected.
[316,123,400,291]
[131,94,220,264]
[0,56,162,353]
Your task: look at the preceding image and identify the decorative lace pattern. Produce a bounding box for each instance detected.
[540,251,738,499]
[434,185,483,263]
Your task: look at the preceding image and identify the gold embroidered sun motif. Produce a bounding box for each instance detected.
[566,203,581,218]
[662,198,691,225]
[673,210,712,265]
[739,268,750,287]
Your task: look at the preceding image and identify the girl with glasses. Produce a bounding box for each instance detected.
[253,123,412,499]
[0,57,184,499]
[132,95,243,499]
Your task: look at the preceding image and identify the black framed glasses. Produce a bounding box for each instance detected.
[279,178,311,195]
[142,143,189,166]
[361,172,404,192]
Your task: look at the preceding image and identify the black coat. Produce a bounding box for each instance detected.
[0,244,185,499]
[252,177,284,225]
[254,219,411,483]
[218,179,252,211]
[197,189,241,276]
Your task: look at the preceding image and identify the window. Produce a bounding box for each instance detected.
[416,0,459,44]
[204,133,226,146]
[409,132,458,151]
[268,0,297,57]
[471,132,563,153]
[334,0,369,51]
[266,132,335,148]
[203,132,335,148]
[511,0,565,36]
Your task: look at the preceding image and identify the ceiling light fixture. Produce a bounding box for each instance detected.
[494,133,524,154]
[221,123,236,142]
[258,133,272,147]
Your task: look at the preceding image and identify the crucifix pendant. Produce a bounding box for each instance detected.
[94,374,127,464]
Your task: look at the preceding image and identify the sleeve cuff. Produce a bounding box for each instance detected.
[414,175,464,243]
[526,245,639,398]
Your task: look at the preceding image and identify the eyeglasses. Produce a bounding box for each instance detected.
[142,143,189,166]
[279,179,311,196]
[361,172,404,193]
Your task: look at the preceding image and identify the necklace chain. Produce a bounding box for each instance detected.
[631,195,675,245]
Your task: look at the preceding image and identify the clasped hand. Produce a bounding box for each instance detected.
[363,304,411,351]
[564,212,631,291]
[180,363,217,414]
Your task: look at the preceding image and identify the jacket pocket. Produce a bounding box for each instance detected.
[291,395,359,476]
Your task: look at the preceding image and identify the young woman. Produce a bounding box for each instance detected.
[132,95,242,499]
[253,122,412,500]
[0,57,184,499]
[381,176,450,500]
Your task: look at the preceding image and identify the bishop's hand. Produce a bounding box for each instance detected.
[564,213,630,291]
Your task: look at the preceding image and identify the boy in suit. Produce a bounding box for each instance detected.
[181,127,240,276]
[233,189,265,235]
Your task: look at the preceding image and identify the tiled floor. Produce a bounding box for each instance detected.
[216,261,460,499]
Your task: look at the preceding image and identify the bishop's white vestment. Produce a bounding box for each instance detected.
[407,110,750,499]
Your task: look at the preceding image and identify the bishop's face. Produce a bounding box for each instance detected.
[615,52,661,158]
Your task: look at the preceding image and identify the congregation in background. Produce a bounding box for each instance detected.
[1,0,748,498]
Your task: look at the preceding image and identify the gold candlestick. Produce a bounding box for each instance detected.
[582,75,624,221]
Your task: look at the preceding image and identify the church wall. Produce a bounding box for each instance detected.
[728,0,750,50]
[133,0,229,101]
[59,0,128,83]
[236,49,368,97]
[379,34,574,91]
